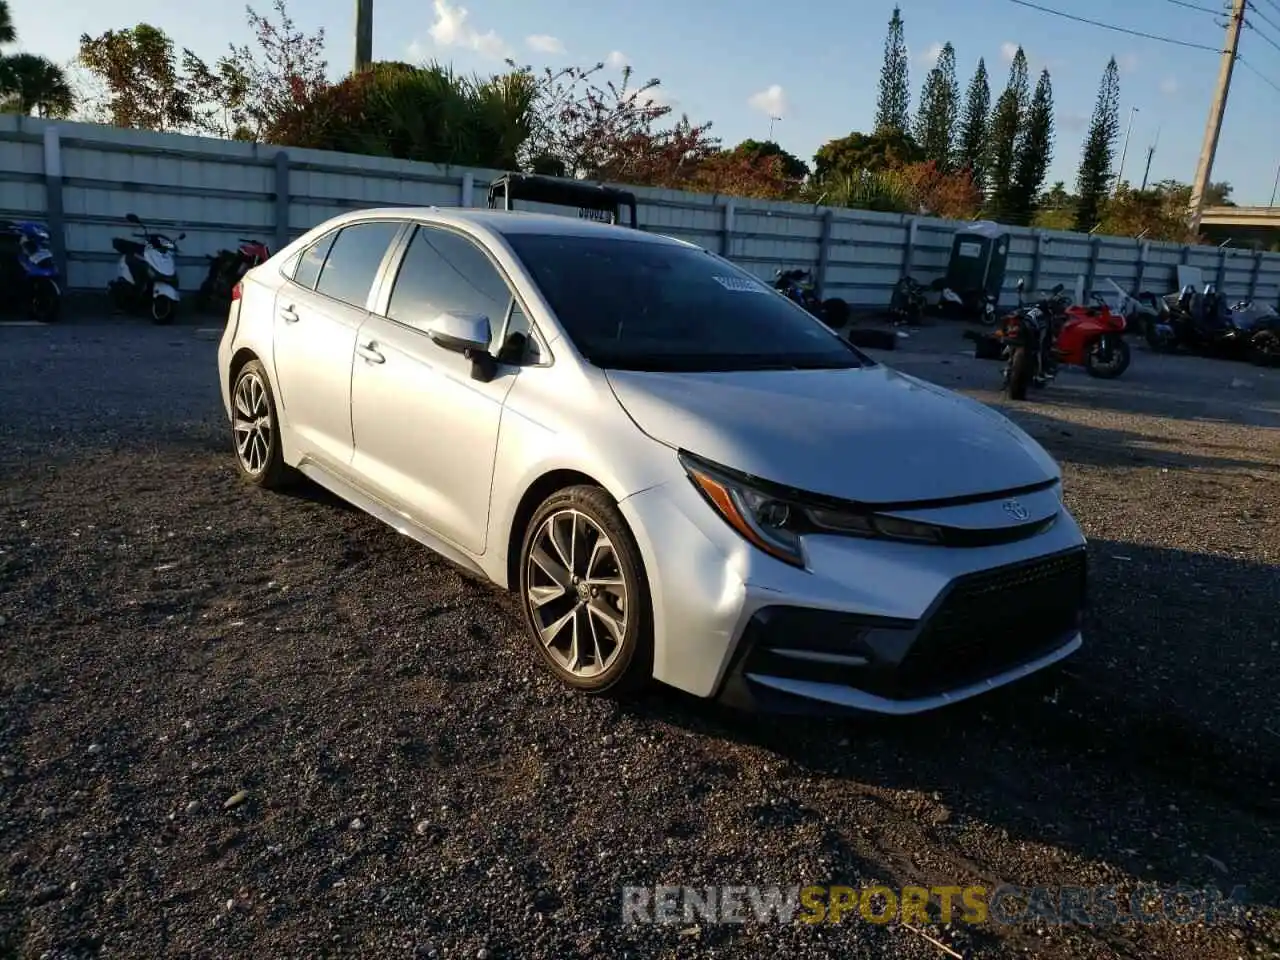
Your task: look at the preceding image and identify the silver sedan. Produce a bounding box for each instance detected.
[217,207,1087,715]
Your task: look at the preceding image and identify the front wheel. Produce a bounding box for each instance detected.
[518,485,652,695]
[151,296,175,325]
[1005,345,1033,400]
[29,278,60,322]
[1085,334,1131,378]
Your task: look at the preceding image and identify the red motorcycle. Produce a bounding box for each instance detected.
[1057,291,1131,378]
[197,238,271,312]
[969,281,1131,398]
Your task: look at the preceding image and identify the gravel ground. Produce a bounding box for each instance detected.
[1,321,1278,960]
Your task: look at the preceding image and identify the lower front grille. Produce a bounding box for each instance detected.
[893,547,1087,699]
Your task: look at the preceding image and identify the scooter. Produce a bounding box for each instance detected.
[0,220,61,321]
[107,213,185,324]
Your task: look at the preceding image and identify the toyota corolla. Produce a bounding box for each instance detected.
[216,207,1087,715]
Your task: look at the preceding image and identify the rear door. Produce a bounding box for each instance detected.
[272,220,406,468]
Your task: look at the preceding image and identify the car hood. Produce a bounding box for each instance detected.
[605,364,1060,504]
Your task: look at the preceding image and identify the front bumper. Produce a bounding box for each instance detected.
[619,474,1088,716]
[715,548,1085,715]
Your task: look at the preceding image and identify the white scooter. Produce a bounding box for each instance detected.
[107,213,184,324]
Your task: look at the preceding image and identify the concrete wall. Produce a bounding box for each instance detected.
[6,114,1280,310]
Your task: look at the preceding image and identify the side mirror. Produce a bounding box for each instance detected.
[427,311,491,355]
[126,213,141,224]
[1051,283,1064,295]
[177,232,186,241]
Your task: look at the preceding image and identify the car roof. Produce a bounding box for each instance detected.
[324,205,694,246]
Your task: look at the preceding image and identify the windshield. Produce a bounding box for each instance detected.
[503,233,871,372]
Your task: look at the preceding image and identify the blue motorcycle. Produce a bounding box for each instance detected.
[0,220,61,321]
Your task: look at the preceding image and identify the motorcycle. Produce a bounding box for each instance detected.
[1145,283,1280,365]
[107,213,185,324]
[999,281,1068,400]
[773,267,850,330]
[0,219,60,321]
[888,275,928,326]
[197,238,270,312]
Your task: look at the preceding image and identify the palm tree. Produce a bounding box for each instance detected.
[0,0,16,45]
[0,53,75,117]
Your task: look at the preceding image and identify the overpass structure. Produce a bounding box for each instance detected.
[1199,206,1280,248]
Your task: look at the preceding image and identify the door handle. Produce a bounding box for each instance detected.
[356,341,385,364]
[280,305,299,323]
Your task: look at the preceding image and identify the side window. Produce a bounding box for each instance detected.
[292,231,336,290]
[499,301,542,364]
[314,220,403,308]
[386,225,512,333]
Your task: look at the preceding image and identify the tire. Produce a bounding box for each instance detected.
[230,359,294,490]
[1085,334,1131,379]
[29,279,60,322]
[151,296,175,325]
[822,297,850,329]
[517,485,653,696]
[1250,331,1280,367]
[1005,345,1032,400]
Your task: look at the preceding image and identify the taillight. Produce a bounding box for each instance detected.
[231,282,243,301]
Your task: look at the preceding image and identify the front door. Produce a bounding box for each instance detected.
[272,220,405,468]
[350,223,529,555]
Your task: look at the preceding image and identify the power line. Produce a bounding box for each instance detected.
[1161,0,1222,12]
[1246,0,1280,33]
[1238,56,1280,90]
[1259,0,1280,15]
[1246,18,1280,52]
[1002,0,1227,51]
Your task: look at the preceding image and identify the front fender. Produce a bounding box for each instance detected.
[153,283,180,301]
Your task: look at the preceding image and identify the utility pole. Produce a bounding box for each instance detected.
[1188,0,1246,233]
[1114,106,1139,196]
[354,0,373,72]
[768,115,782,141]
[1141,127,1160,191]
[1271,160,1279,207]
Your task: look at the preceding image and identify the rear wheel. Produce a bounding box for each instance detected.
[231,360,294,489]
[518,485,652,695]
[1005,345,1032,400]
[1085,334,1131,378]
[1250,331,1280,367]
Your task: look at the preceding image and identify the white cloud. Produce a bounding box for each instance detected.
[1060,112,1088,132]
[1000,41,1021,63]
[421,0,510,59]
[606,50,629,69]
[1118,52,1139,74]
[747,84,787,118]
[526,34,565,55]
[1159,76,1178,96]
[915,41,944,69]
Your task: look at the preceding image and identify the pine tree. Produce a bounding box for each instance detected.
[913,42,959,171]
[874,6,910,134]
[1074,56,1120,232]
[1009,70,1055,225]
[956,58,990,189]
[986,47,1029,220]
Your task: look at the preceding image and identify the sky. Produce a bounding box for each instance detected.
[10,0,1280,204]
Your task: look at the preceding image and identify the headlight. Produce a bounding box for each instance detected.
[678,452,942,568]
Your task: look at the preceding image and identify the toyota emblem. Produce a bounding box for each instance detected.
[1003,498,1030,521]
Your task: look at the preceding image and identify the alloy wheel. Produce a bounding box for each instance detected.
[525,509,629,679]
[233,371,273,476]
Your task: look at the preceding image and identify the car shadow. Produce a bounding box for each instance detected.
[621,539,1280,915]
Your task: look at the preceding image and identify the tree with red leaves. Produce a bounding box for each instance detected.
[898,160,982,219]
[221,0,328,141]
[515,60,719,188]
